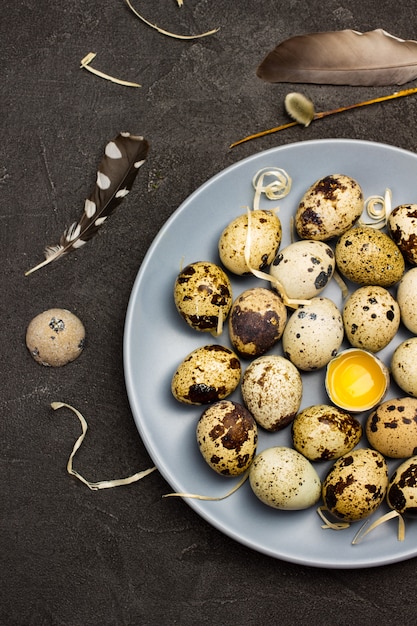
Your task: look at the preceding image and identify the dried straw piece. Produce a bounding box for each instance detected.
[317,506,350,531]
[125,0,219,40]
[51,401,157,490]
[163,471,249,500]
[352,510,405,544]
[80,52,141,87]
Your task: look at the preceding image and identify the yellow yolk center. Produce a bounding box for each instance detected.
[326,350,387,410]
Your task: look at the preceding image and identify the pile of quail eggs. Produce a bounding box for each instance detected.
[170,172,417,533]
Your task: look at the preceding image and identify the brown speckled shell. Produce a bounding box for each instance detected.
[366,397,417,458]
[387,456,417,517]
[295,174,363,241]
[322,448,388,522]
[196,401,257,476]
[26,308,85,367]
[388,204,417,266]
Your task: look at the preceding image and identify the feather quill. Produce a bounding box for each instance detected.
[26,133,149,275]
[257,29,417,86]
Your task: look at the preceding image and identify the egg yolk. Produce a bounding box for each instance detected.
[327,351,387,410]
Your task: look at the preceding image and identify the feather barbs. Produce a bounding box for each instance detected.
[257,29,417,86]
[25,132,149,275]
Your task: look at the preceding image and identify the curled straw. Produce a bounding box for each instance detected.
[230,87,417,148]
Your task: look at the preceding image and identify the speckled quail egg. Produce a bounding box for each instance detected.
[26,308,85,367]
[295,174,364,241]
[366,397,417,458]
[174,261,232,334]
[196,401,258,476]
[388,204,417,266]
[282,297,344,371]
[396,268,417,333]
[335,225,405,287]
[241,355,302,431]
[171,344,241,405]
[218,209,282,275]
[322,448,388,522]
[249,446,321,510]
[291,404,362,462]
[228,287,287,357]
[391,338,417,397]
[342,285,400,353]
[269,240,335,300]
[387,456,417,517]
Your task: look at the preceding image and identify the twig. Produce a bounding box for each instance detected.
[230,87,417,148]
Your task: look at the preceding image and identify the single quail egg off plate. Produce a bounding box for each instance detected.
[124,139,417,568]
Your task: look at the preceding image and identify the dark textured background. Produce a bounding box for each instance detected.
[2,1,417,624]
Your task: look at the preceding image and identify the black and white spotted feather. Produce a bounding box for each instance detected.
[26,132,149,275]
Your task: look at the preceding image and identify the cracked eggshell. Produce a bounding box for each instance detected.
[249,446,321,510]
[218,209,282,275]
[171,344,241,405]
[174,261,233,333]
[291,404,362,462]
[335,225,405,287]
[387,456,417,517]
[343,285,400,353]
[196,401,258,476]
[397,268,417,334]
[269,239,335,300]
[322,448,388,522]
[241,355,302,432]
[388,203,417,266]
[366,397,417,458]
[295,174,363,241]
[228,287,287,358]
[282,297,344,371]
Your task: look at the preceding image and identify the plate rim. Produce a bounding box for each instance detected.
[124,138,417,569]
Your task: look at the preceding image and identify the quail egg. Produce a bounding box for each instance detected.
[282,297,344,371]
[396,268,417,333]
[335,225,405,287]
[26,308,85,367]
[171,344,241,405]
[387,203,417,265]
[241,355,302,431]
[228,287,287,357]
[249,446,321,510]
[391,338,417,397]
[342,285,400,352]
[269,239,335,300]
[218,209,282,275]
[196,401,258,476]
[366,397,417,458]
[174,261,232,334]
[295,174,364,241]
[387,456,417,517]
[291,404,362,461]
[322,448,388,522]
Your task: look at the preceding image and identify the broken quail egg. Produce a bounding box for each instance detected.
[325,348,389,412]
[196,400,258,476]
[295,174,364,241]
[249,446,321,510]
[282,297,344,371]
[218,209,282,275]
[269,239,335,300]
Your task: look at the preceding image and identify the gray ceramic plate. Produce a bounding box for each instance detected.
[124,139,417,568]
